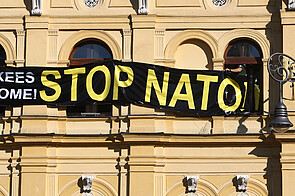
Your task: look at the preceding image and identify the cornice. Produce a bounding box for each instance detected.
[0,132,271,146]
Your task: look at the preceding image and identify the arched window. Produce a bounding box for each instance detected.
[225,40,262,65]
[67,39,112,117]
[224,40,263,114]
[69,39,112,66]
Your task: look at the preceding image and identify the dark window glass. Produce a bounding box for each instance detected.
[72,44,112,59]
[72,44,92,59]
[226,41,262,58]
[226,43,243,57]
[69,40,113,66]
[92,44,112,58]
[244,43,260,57]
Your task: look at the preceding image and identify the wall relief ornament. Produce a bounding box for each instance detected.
[31,0,42,15]
[138,0,148,14]
[85,0,99,7]
[212,0,227,7]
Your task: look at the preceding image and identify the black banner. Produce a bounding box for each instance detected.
[0,60,248,116]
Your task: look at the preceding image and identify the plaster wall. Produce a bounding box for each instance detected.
[0,0,290,195]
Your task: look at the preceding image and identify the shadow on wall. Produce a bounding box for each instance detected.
[130,0,139,13]
[24,0,32,13]
[282,0,288,8]
[237,117,248,134]
[266,0,283,114]
[249,134,282,196]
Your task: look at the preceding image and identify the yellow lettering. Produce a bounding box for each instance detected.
[197,74,218,110]
[64,67,86,101]
[113,65,134,100]
[169,74,195,109]
[86,65,111,101]
[40,70,61,102]
[241,82,248,111]
[145,69,169,106]
[218,78,242,112]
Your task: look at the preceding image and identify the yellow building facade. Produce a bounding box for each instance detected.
[0,0,294,195]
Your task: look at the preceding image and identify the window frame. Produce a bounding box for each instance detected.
[224,40,263,65]
[223,39,263,114]
[69,39,113,66]
[67,39,113,117]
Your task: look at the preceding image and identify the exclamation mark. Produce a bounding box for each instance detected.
[33,89,37,99]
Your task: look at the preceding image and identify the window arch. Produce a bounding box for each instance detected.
[69,39,113,66]
[67,39,112,117]
[224,39,263,114]
[224,39,262,65]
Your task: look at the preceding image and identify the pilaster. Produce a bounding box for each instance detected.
[46,147,57,196]
[275,132,295,196]
[122,29,132,62]
[21,146,48,196]
[47,29,59,66]
[212,58,224,71]
[15,29,25,67]
[129,146,155,196]
[130,14,156,115]
[154,29,165,63]
[119,148,128,196]
[25,16,49,66]
[212,116,224,134]
[131,14,156,63]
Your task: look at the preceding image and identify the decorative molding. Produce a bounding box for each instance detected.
[218,29,270,59]
[212,58,224,70]
[183,176,199,193]
[212,0,227,7]
[289,0,295,9]
[16,30,25,37]
[0,33,16,66]
[47,29,59,65]
[123,29,132,36]
[154,29,165,63]
[82,175,94,193]
[48,29,58,36]
[58,30,122,63]
[122,29,132,61]
[60,176,117,196]
[15,30,25,67]
[235,175,249,192]
[138,0,148,14]
[164,30,218,66]
[85,0,99,8]
[82,193,93,196]
[31,0,42,15]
